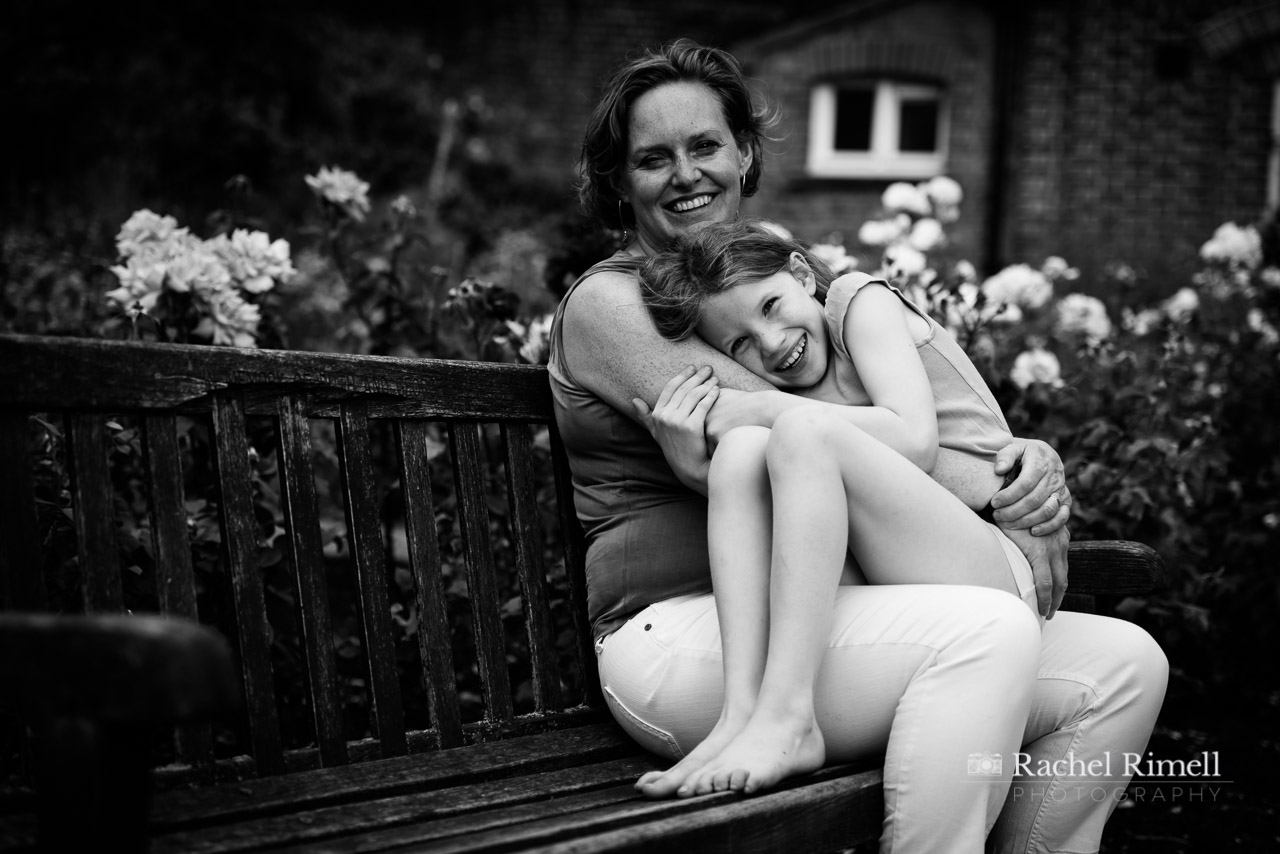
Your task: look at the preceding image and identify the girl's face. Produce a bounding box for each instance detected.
[695,259,831,389]
[619,82,752,254]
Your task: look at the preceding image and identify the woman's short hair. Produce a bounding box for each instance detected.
[640,220,835,341]
[578,39,773,230]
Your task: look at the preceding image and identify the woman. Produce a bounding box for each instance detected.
[548,39,1166,853]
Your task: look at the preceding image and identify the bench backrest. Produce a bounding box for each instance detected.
[0,334,599,779]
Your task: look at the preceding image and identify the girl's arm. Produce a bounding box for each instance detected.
[708,280,940,470]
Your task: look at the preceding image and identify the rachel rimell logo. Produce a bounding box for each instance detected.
[966,751,1223,779]
[965,750,1231,803]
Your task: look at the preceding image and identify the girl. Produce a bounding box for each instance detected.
[631,218,1044,797]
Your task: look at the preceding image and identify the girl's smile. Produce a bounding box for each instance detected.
[695,265,832,389]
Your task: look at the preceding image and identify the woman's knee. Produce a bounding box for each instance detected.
[963,589,1044,676]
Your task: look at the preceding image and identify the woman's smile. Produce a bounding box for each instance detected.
[620,81,751,252]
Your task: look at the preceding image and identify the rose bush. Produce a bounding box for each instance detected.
[849,183,1280,705]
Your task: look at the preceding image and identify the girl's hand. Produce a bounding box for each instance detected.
[703,387,787,446]
[631,366,720,494]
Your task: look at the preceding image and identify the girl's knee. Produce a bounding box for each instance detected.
[766,406,857,468]
[709,426,770,485]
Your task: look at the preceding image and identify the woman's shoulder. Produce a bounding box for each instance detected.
[563,255,644,321]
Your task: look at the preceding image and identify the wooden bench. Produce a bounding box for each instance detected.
[0,333,1166,854]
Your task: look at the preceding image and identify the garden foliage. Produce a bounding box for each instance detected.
[5,165,1277,762]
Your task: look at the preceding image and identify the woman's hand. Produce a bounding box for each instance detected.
[990,438,1073,535]
[1000,523,1071,620]
[990,438,1072,617]
[631,366,720,494]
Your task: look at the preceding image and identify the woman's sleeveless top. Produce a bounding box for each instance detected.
[548,254,713,640]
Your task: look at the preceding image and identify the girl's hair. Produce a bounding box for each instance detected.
[577,39,774,231]
[640,220,836,341]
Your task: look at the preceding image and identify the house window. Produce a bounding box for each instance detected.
[807,80,948,179]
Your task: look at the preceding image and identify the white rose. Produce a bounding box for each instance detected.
[1122,307,1164,336]
[1199,222,1263,270]
[982,264,1054,309]
[882,243,928,277]
[810,242,859,275]
[1162,287,1200,323]
[923,175,963,208]
[1041,256,1080,282]
[908,217,945,252]
[305,166,372,222]
[1055,293,1112,342]
[881,182,932,216]
[857,218,904,247]
[1010,348,1064,389]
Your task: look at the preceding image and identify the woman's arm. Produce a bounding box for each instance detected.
[559,269,773,413]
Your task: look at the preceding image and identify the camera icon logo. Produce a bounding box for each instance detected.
[968,752,1003,775]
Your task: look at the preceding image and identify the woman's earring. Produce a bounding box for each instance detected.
[617,199,629,248]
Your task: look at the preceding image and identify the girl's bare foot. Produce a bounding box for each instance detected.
[635,712,750,799]
[680,711,825,796]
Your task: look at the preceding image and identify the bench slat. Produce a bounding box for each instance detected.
[395,419,465,748]
[0,414,47,610]
[449,421,514,724]
[501,423,563,713]
[148,723,633,826]
[549,422,598,706]
[150,756,664,854]
[276,395,348,767]
[0,334,553,421]
[142,414,214,769]
[336,402,408,758]
[212,391,286,775]
[142,415,199,621]
[65,412,123,613]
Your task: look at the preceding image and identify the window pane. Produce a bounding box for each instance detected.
[834,87,874,151]
[898,99,938,152]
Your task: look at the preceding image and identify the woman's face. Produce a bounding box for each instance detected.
[619,82,752,255]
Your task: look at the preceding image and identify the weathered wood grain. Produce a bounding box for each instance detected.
[64,412,123,613]
[336,401,407,758]
[276,395,347,767]
[395,419,465,748]
[0,334,552,420]
[501,423,563,713]
[449,421,514,724]
[212,391,285,775]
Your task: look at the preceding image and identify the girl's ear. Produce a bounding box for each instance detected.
[789,251,817,295]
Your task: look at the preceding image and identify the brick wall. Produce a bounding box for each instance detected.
[421,0,1272,289]
[1001,0,1270,290]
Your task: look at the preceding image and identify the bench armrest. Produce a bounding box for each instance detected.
[0,613,241,725]
[1065,540,1167,598]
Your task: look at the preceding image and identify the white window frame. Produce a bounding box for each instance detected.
[806,80,949,179]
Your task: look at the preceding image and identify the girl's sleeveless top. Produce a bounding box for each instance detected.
[548,253,713,640]
[818,272,1013,462]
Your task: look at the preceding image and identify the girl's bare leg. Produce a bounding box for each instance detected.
[636,427,775,798]
[687,408,1022,795]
